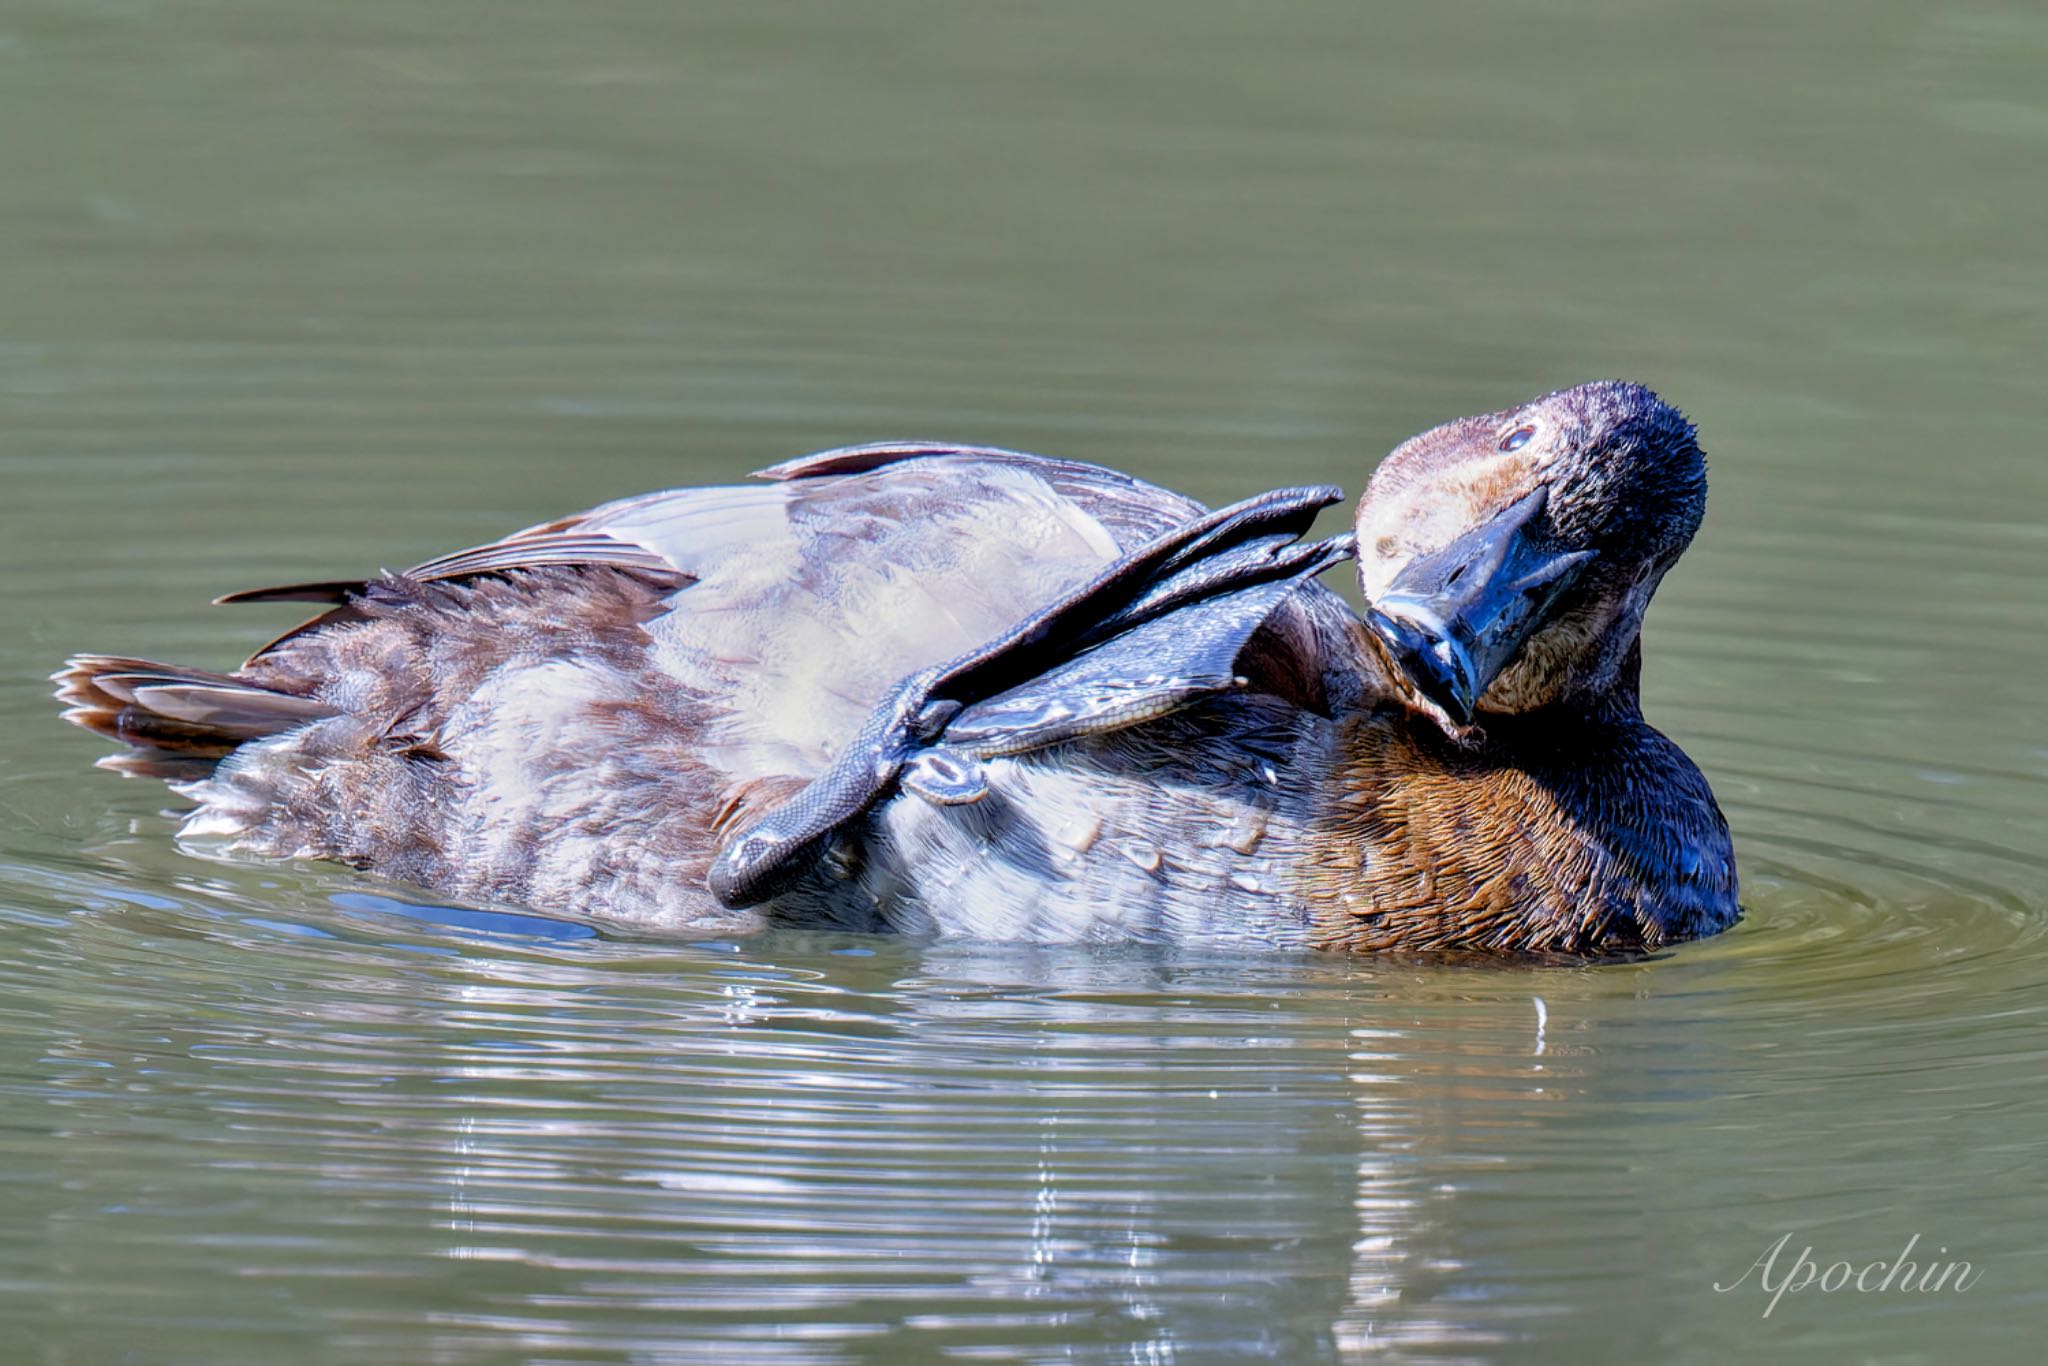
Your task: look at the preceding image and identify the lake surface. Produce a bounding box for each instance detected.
[5,1,2047,1360]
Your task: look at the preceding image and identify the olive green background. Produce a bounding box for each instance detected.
[3,2,2045,1361]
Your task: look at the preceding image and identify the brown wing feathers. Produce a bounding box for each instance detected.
[214,528,680,609]
[52,654,336,764]
[56,518,686,780]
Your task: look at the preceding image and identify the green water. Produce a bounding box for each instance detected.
[5,2,2047,1361]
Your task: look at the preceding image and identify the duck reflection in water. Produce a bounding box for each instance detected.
[58,923,1617,1360]
[55,380,1737,956]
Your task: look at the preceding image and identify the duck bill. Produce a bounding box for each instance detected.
[1365,487,1594,726]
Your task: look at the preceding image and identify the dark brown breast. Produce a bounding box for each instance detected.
[1293,704,1740,956]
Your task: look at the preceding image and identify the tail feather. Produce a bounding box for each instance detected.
[52,653,336,774]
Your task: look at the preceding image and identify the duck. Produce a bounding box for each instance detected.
[54,379,1739,956]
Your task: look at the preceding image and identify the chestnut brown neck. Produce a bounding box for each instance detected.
[1293,660,1737,957]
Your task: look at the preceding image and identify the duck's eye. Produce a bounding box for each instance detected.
[1500,426,1536,453]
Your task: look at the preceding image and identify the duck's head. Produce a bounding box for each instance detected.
[1357,381,1705,732]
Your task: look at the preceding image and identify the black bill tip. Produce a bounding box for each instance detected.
[1363,487,1595,729]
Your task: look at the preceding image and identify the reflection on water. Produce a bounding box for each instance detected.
[4,851,2043,1361]
[5,0,2048,1360]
